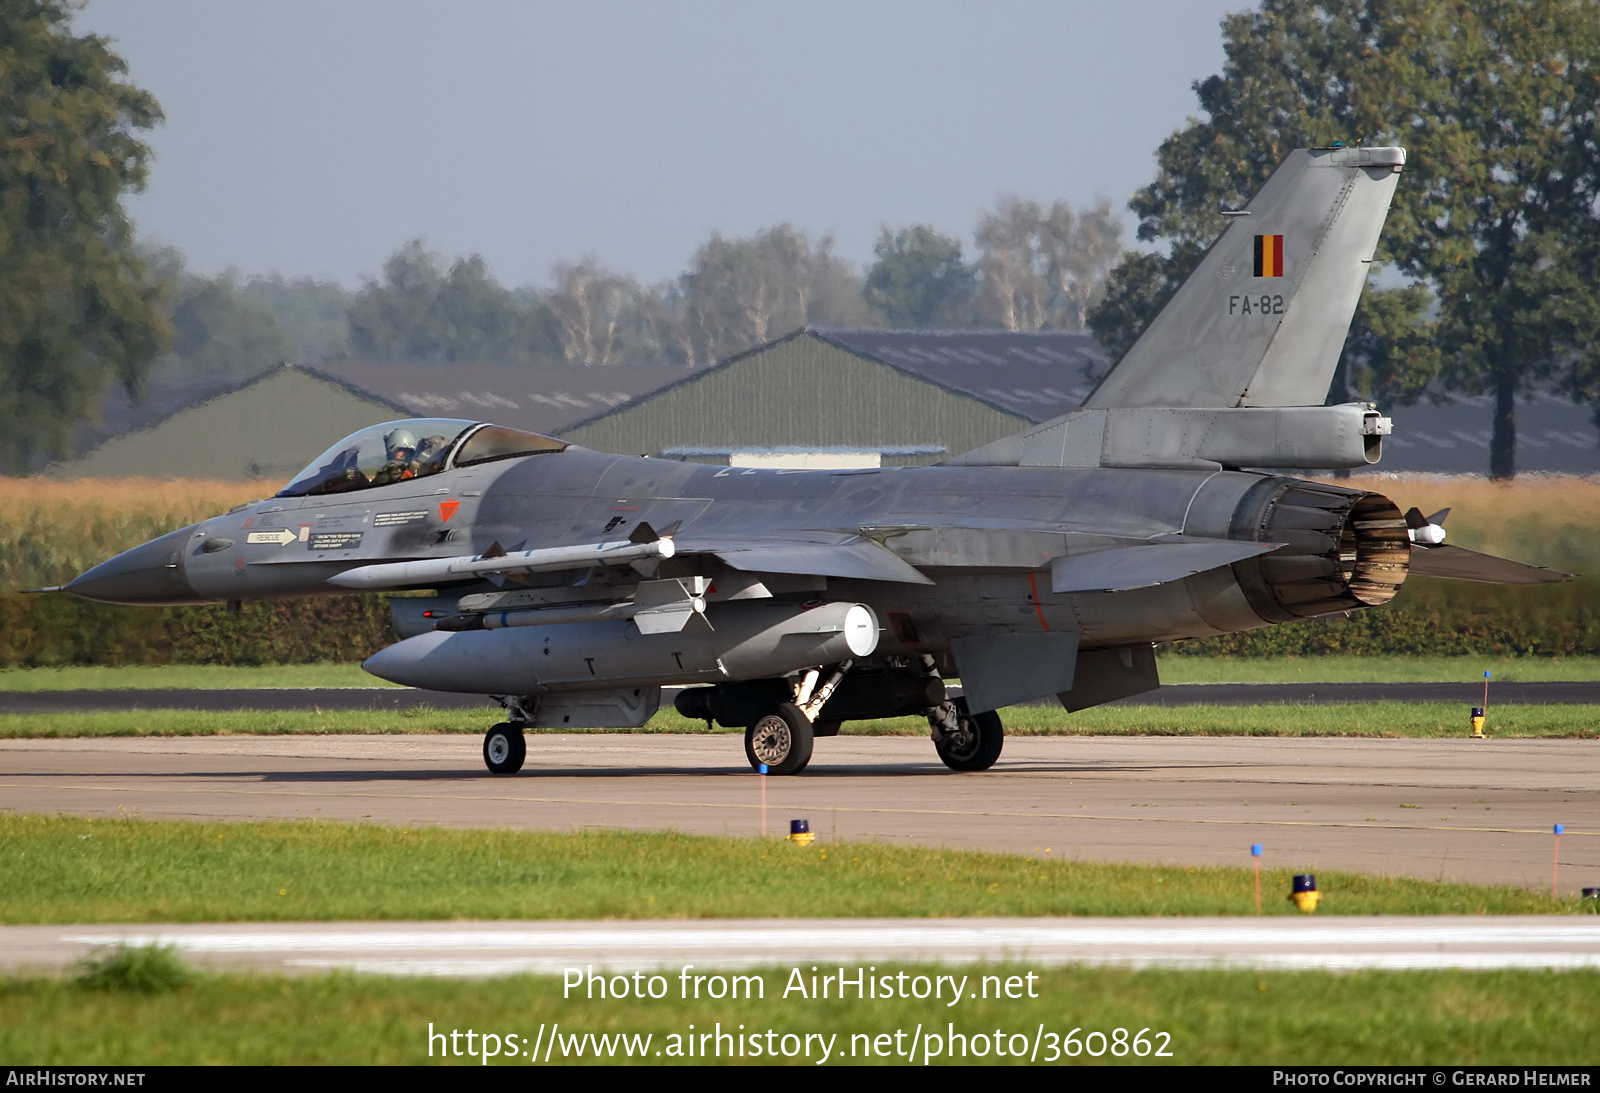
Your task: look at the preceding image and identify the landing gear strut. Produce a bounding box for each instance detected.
[929,697,1003,772]
[741,660,854,775]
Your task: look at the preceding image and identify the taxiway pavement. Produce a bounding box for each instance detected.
[2,733,1595,891]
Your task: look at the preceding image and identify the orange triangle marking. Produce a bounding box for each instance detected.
[438,500,460,523]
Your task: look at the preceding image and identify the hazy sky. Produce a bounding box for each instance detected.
[73,1,1248,288]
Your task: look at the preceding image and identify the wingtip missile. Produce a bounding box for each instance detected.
[1404,507,1447,546]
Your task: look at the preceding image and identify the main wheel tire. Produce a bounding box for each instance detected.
[483,722,526,774]
[744,702,814,775]
[934,698,1003,772]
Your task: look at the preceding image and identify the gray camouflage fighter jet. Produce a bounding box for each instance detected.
[58,145,1567,776]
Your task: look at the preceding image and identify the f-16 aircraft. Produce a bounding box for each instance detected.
[57,145,1567,776]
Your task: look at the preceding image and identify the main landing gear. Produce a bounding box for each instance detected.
[483,722,526,774]
[741,660,854,776]
[744,702,814,776]
[928,696,1004,772]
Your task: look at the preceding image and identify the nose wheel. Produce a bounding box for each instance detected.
[483,722,527,774]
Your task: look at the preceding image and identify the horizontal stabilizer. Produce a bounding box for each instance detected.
[1050,540,1281,594]
[1408,545,1572,585]
[680,536,934,585]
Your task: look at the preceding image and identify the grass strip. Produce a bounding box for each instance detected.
[1,655,1596,690]
[2,964,1597,1065]
[0,663,397,690]
[2,702,1597,738]
[0,706,512,738]
[858,701,1600,738]
[1154,654,1600,684]
[0,814,1578,924]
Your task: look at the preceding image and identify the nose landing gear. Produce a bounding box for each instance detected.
[483,722,526,774]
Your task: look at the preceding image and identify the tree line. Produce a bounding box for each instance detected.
[1084,0,1600,479]
[5,0,1599,477]
[148,199,1124,383]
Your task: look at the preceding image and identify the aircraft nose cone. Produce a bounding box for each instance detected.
[65,526,205,605]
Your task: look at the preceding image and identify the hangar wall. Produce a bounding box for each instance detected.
[560,332,1030,464]
[57,369,403,481]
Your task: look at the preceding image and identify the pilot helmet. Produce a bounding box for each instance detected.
[384,427,418,458]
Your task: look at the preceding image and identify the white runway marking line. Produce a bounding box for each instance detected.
[60,920,1600,974]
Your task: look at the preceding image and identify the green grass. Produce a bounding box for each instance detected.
[2,701,1595,739]
[1153,654,1600,683]
[0,706,496,738]
[0,706,713,738]
[848,701,1600,738]
[74,944,192,993]
[0,662,395,690]
[2,964,1597,1064]
[0,815,1577,925]
[2,655,1596,690]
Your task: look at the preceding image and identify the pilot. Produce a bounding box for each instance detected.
[373,427,419,486]
[413,434,450,475]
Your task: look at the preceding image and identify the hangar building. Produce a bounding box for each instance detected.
[46,326,1599,479]
[53,361,686,480]
[560,327,1109,467]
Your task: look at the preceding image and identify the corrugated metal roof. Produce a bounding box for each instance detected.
[67,364,415,460]
[558,327,1109,439]
[66,360,689,464]
[309,361,689,435]
[1359,390,1600,476]
[72,375,246,457]
[66,338,1599,477]
[809,327,1106,423]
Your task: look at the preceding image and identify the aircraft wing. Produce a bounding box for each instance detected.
[1408,544,1572,585]
[676,534,936,585]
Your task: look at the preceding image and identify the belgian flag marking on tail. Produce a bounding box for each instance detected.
[1254,234,1285,277]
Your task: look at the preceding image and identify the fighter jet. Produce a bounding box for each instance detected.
[59,145,1567,776]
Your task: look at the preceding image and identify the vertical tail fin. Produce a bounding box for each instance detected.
[1085,146,1405,410]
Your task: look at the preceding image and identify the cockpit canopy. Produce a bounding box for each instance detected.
[278,419,568,497]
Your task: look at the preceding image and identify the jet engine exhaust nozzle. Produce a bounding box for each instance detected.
[1231,480,1411,624]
